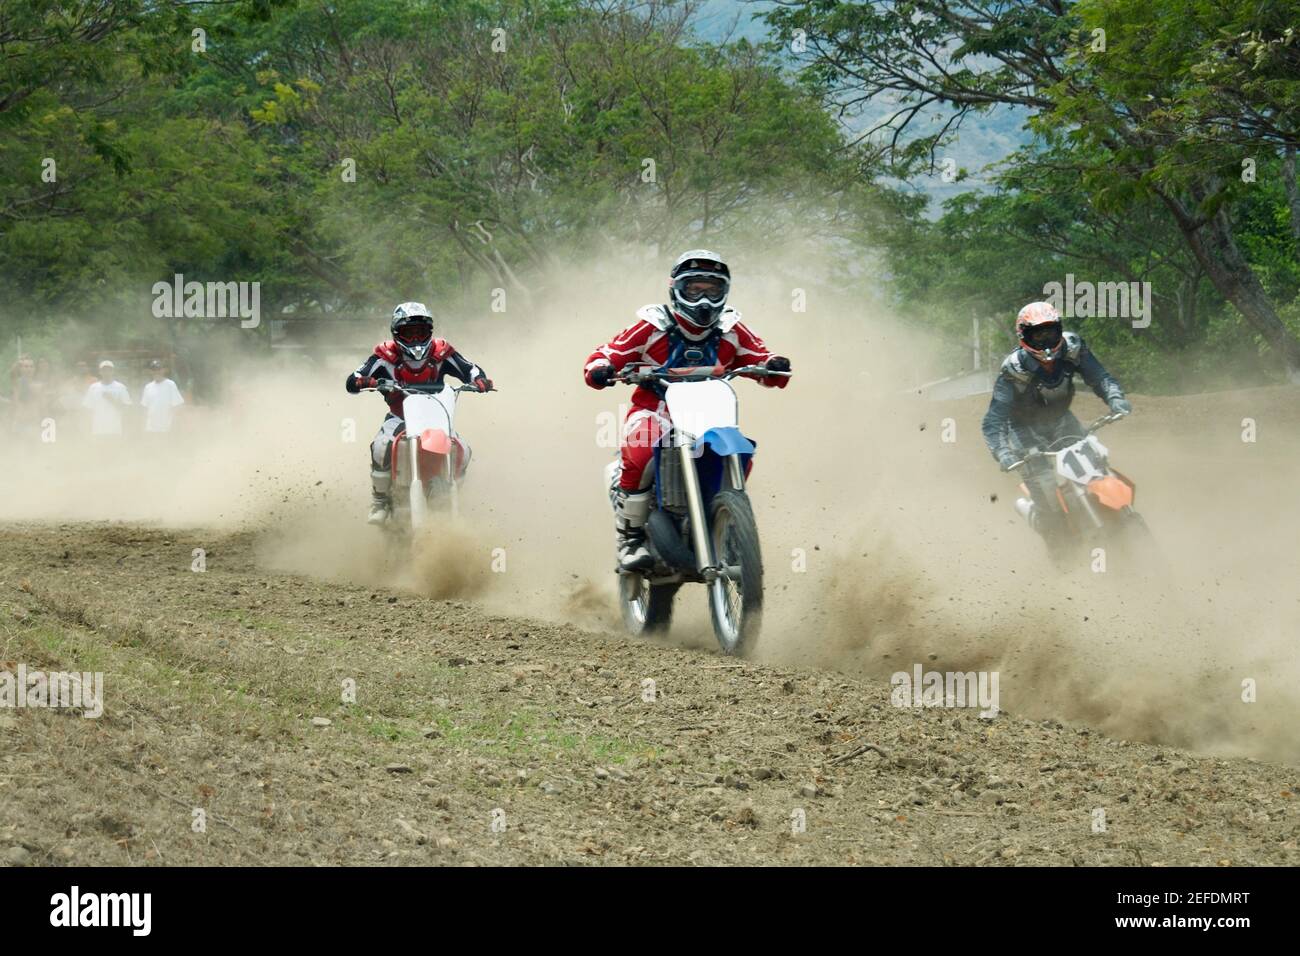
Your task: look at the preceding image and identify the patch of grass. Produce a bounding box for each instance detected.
[407,707,651,764]
[14,622,110,673]
[366,719,420,742]
[9,589,650,774]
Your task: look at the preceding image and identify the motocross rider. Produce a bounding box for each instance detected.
[582,250,792,571]
[981,300,1132,537]
[346,302,492,524]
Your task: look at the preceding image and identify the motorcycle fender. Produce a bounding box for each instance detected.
[694,426,755,457]
[1088,473,1135,510]
[420,428,452,455]
[693,427,755,505]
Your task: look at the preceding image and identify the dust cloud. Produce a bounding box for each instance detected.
[4,242,1298,764]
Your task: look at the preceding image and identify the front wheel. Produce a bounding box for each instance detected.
[619,573,678,635]
[707,489,763,656]
[1110,507,1160,572]
[424,475,460,520]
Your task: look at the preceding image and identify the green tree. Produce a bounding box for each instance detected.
[765,0,1300,378]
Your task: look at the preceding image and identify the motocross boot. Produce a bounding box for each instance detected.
[1014,497,1036,527]
[1018,495,1071,565]
[368,469,392,525]
[613,488,654,572]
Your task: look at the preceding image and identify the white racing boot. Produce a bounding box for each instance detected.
[613,488,654,572]
[1015,496,1057,537]
[368,469,392,525]
[1014,496,1035,527]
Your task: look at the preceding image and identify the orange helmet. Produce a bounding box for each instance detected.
[1016,301,1064,366]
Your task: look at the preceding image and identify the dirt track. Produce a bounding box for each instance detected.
[2,522,1297,866]
[4,277,1300,866]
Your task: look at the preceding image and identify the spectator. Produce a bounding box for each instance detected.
[32,357,57,421]
[82,360,131,437]
[138,360,185,435]
[8,355,39,438]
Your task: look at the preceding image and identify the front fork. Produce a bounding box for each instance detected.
[404,436,458,527]
[402,435,457,487]
[1024,460,1103,533]
[406,436,427,528]
[1067,481,1105,530]
[678,444,746,576]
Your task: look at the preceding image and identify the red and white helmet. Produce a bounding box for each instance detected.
[1015,301,1064,366]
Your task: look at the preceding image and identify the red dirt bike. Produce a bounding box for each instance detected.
[365,380,493,530]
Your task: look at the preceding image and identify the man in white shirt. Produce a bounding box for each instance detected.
[82,360,131,437]
[138,360,185,434]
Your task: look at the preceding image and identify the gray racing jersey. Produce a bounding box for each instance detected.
[981,332,1125,461]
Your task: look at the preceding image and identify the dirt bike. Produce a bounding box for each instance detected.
[1006,412,1152,566]
[367,380,492,530]
[605,362,789,656]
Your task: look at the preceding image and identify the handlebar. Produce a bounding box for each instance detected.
[614,363,790,386]
[365,381,496,395]
[1004,410,1128,472]
[1084,411,1127,433]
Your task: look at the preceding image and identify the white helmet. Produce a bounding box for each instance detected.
[391,302,435,367]
[668,250,730,340]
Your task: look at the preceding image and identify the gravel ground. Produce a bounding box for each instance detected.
[1,523,1296,866]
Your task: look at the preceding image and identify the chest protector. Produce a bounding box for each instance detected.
[651,320,722,399]
[1028,365,1075,412]
[373,339,454,415]
[1002,341,1084,425]
[660,319,722,369]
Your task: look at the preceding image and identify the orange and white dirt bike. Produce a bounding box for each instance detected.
[368,380,493,531]
[1006,412,1153,568]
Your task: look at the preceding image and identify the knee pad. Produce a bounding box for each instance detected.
[372,418,402,469]
[616,488,652,528]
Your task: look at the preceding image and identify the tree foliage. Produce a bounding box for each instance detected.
[766,0,1300,382]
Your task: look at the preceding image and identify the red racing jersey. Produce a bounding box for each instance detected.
[583,304,787,412]
[346,339,485,417]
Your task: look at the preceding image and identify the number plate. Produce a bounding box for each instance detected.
[1055,435,1109,484]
